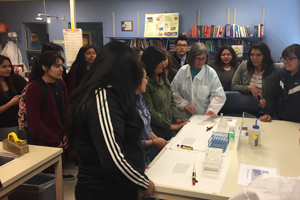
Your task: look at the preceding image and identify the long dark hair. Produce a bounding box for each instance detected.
[68,41,144,146]
[141,46,167,83]
[29,51,64,82]
[70,44,97,86]
[213,45,238,72]
[247,41,274,76]
[0,55,18,98]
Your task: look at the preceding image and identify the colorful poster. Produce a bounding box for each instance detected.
[144,13,179,37]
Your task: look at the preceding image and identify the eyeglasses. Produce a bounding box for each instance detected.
[143,76,149,80]
[280,57,298,62]
[221,54,232,57]
[195,57,207,62]
[176,44,188,48]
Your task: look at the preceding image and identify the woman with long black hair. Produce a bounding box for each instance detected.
[66,44,96,96]
[68,41,154,200]
[0,55,27,140]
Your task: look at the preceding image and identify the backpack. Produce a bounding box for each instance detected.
[18,78,65,132]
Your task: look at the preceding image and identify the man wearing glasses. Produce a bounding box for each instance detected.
[172,35,189,69]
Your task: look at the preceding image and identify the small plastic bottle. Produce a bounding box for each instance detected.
[217,113,228,133]
[248,117,262,148]
[228,125,235,141]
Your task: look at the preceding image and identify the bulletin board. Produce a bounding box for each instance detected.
[144,13,179,37]
[63,29,83,67]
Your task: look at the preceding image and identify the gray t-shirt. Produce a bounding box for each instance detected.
[215,67,236,91]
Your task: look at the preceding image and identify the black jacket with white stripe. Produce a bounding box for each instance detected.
[265,67,300,123]
[73,87,149,200]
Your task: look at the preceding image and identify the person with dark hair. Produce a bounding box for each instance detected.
[171,42,226,119]
[261,44,300,123]
[68,41,154,200]
[171,35,189,69]
[66,44,96,97]
[212,45,238,91]
[141,46,188,141]
[162,49,178,83]
[135,64,168,165]
[231,41,281,110]
[26,51,73,179]
[0,55,27,140]
[41,42,67,83]
[133,47,144,61]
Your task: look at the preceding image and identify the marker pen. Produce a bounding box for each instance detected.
[192,164,198,185]
[181,145,193,150]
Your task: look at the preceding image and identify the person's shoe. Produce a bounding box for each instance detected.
[63,171,76,181]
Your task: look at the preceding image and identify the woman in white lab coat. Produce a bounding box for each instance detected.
[171,42,226,119]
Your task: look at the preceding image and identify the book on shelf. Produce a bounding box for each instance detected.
[253,25,258,37]
[211,25,215,37]
[226,24,231,37]
[191,25,198,37]
[259,24,264,37]
[246,26,253,37]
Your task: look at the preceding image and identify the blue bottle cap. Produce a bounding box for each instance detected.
[253,125,259,129]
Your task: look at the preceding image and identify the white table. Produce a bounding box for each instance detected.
[0,143,63,200]
[144,115,300,200]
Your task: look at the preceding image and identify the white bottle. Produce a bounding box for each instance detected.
[248,119,261,148]
[217,113,228,133]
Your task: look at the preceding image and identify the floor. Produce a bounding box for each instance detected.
[63,160,78,200]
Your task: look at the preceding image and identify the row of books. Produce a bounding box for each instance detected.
[190,24,264,38]
[114,39,164,49]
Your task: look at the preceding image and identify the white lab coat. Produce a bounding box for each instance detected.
[1,41,27,71]
[171,64,226,119]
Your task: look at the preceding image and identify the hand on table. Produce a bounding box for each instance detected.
[154,137,169,149]
[174,118,190,124]
[260,115,272,122]
[204,110,218,118]
[170,122,187,130]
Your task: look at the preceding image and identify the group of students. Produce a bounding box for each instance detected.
[0,35,299,199]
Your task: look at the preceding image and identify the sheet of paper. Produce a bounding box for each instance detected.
[146,149,231,194]
[166,116,236,156]
[237,164,279,186]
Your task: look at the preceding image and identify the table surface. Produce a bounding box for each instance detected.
[146,115,300,200]
[0,143,63,191]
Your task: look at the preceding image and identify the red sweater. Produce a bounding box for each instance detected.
[25,79,68,147]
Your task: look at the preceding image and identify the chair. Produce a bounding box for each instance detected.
[219,91,261,117]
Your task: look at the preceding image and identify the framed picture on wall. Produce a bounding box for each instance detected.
[121,21,133,31]
[82,31,92,45]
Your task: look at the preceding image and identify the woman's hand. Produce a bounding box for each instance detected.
[184,105,196,114]
[154,137,168,149]
[10,95,20,106]
[260,115,272,122]
[62,135,68,149]
[204,110,218,117]
[170,122,187,130]
[174,118,190,124]
[259,98,266,108]
[140,179,155,199]
[248,85,263,101]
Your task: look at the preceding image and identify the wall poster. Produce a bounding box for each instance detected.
[144,13,179,37]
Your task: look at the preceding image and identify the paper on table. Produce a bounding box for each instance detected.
[146,149,231,194]
[237,164,279,186]
[166,116,236,156]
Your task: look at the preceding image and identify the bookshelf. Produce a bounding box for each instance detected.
[106,36,265,54]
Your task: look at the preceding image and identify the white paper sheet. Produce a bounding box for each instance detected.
[237,164,279,186]
[146,149,231,194]
[166,116,237,156]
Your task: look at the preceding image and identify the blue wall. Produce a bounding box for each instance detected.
[0,0,299,65]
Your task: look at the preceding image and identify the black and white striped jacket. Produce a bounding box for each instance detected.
[265,67,300,122]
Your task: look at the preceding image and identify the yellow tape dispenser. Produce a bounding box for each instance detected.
[2,132,29,155]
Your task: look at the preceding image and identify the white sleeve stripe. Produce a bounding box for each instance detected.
[95,88,149,188]
[100,89,149,184]
[288,85,300,95]
[280,80,284,89]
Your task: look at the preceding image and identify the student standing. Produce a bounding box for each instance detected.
[67,44,96,96]
[141,46,188,141]
[231,42,281,110]
[212,46,238,91]
[0,55,27,140]
[162,49,178,83]
[68,41,154,200]
[261,44,300,123]
[171,35,189,69]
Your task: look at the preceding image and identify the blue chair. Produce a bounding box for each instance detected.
[219,91,261,117]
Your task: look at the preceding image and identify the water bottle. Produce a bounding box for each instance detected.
[228,125,235,141]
